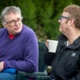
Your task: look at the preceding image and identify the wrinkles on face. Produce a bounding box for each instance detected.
[4,13,23,35]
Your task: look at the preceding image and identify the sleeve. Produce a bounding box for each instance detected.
[4,30,39,73]
[44,47,56,65]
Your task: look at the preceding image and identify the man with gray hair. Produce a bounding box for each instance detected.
[0,6,38,80]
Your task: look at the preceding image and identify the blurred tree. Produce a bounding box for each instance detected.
[0,0,79,41]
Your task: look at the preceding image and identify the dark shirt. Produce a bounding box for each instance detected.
[44,34,80,80]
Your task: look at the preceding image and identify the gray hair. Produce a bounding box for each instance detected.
[0,6,22,24]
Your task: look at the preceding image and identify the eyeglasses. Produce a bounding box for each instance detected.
[4,17,23,25]
[59,16,69,20]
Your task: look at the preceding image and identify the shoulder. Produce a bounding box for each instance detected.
[22,24,36,36]
[0,28,7,35]
[23,25,35,32]
[0,28,7,38]
[0,28,6,32]
[21,25,38,44]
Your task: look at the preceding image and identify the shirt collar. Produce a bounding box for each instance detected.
[9,34,15,39]
[58,34,80,49]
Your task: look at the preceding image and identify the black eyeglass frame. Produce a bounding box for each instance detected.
[59,16,69,20]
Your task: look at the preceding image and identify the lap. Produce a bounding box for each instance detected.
[0,72,17,80]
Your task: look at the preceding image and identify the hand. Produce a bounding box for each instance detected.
[45,40,49,48]
[0,62,4,72]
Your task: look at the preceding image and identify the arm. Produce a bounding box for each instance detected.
[4,30,39,73]
[44,47,56,65]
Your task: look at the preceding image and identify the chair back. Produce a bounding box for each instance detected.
[38,42,46,72]
[17,41,50,80]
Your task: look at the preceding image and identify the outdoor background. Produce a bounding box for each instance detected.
[0,0,79,41]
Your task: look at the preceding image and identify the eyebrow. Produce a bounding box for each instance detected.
[5,17,22,23]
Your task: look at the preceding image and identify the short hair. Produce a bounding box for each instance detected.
[63,4,80,29]
[0,6,22,24]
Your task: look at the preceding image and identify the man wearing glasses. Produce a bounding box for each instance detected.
[0,6,38,80]
[44,4,80,80]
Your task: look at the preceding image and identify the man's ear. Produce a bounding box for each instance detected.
[2,23,6,28]
[68,19,74,27]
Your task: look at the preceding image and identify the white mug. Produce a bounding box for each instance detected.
[47,40,58,53]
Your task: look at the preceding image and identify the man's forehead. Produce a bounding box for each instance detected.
[5,13,21,21]
[62,12,69,16]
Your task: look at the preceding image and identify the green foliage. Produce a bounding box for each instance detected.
[0,0,80,41]
[16,0,37,30]
[72,0,80,5]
